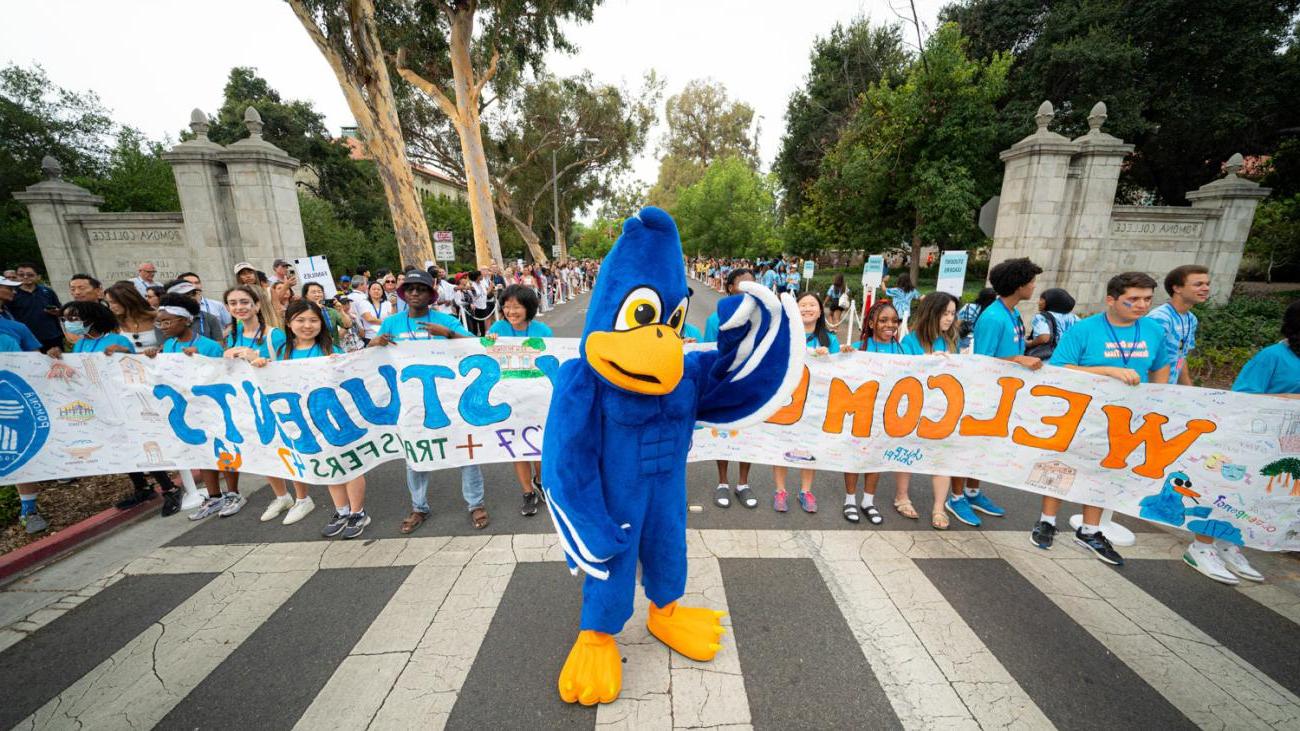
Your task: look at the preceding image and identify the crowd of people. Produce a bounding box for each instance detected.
[2,252,1296,588]
[0,257,596,540]
[688,256,1298,588]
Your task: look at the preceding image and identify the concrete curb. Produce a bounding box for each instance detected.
[0,499,157,584]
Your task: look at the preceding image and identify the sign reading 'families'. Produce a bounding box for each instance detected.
[2,342,1297,551]
[293,255,336,299]
[936,251,969,296]
[863,255,884,290]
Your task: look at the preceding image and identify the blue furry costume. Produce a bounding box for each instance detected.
[541,207,803,705]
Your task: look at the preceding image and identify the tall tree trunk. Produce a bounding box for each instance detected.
[446,8,503,269]
[556,225,568,261]
[285,0,433,269]
[496,189,549,263]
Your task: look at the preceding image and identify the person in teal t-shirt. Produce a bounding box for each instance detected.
[370,270,488,533]
[884,273,921,326]
[1234,301,1300,396]
[485,285,552,518]
[703,268,759,509]
[774,292,835,516]
[222,285,286,361]
[895,293,960,530]
[1147,264,1211,386]
[681,321,702,342]
[1036,272,1171,569]
[62,301,135,355]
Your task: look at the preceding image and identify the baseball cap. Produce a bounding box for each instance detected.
[398,270,436,301]
[234,261,255,274]
[340,275,351,283]
[167,281,197,295]
[273,258,290,268]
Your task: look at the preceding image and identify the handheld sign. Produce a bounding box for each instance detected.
[433,231,455,262]
[293,255,336,299]
[802,260,815,280]
[863,255,884,289]
[552,244,561,258]
[936,251,969,297]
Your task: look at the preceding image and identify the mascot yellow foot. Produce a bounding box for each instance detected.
[558,630,622,705]
[647,601,726,661]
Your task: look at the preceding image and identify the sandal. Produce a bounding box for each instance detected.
[714,485,732,508]
[863,505,883,525]
[470,506,490,529]
[932,510,949,531]
[894,499,919,520]
[842,503,861,523]
[400,511,426,534]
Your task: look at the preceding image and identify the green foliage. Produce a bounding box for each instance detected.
[1187,294,1291,386]
[648,80,759,209]
[81,128,179,212]
[673,157,780,258]
[775,18,908,216]
[423,193,475,264]
[942,0,1300,204]
[808,23,1009,264]
[0,63,114,269]
[299,193,385,275]
[1243,194,1300,282]
[570,218,620,259]
[0,485,17,527]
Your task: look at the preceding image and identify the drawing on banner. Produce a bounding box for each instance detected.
[1260,458,1300,495]
[58,400,95,423]
[135,392,162,422]
[214,438,242,472]
[120,357,147,384]
[784,449,816,463]
[0,370,50,477]
[140,441,167,466]
[293,255,337,299]
[485,338,549,378]
[65,439,102,461]
[1027,460,1077,496]
[1138,470,1245,544]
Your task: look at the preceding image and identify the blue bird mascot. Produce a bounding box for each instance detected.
[541,207,804,705]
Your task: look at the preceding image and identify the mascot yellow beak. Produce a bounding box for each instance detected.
[586,325,683,395]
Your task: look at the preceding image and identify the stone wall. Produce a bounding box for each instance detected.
[13,108,307,295]
[987,101,1270,316]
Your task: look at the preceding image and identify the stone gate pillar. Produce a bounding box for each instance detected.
[219,107,307,273]
[163,110,240,293]
[991,101,1079,317]
[11,157,104,290]
[1060,102,1134,308]
[1186,154,1272,303]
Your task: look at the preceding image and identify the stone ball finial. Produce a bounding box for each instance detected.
[1087,101,1108,133]
[189,108,210,140]
[1034,100,1055,132]
[1224,152,1245,178]
[244,106,264,139]
[40,155,63,180]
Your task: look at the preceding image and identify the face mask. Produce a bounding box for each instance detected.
[63,320,88,336]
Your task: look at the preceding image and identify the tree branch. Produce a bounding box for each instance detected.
[395,47,460,121]
[471,48,500,104]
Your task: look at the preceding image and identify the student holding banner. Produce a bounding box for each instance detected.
[702,269,759,509]
[898,293,963,530]
[772,292,839,515]
[369,270,491,532]
[843,301,905,525]
[486,285,552,516]
[952,258,1042,527]
[301,281,357,349]
[1033,272,1174,568]
[1149,264,1211,387]
[152,294,245,521]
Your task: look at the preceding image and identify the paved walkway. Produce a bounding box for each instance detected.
[1,281,1298,730]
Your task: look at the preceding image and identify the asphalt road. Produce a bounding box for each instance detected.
[1,279,1298,730]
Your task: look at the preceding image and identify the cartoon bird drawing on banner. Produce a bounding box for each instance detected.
[541,207,804,705]
[1139,470,1244,545]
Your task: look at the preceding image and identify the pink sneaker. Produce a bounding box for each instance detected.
[798,491,817,513]
[773,491,789,512]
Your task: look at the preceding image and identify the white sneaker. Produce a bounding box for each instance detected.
[283,497,316,525]
[1215,541,1264,582]
[217,492,246,517]
[260,494,294,522]
[1184,542,1239,585]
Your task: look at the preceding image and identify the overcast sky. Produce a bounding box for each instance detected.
[3,0,948,187]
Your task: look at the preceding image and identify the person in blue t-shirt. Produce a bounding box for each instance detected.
[1034,272,1171,569]
[884,273,921,329]
[63,301,135,355]
[1233,303,1300,397]
[1026,288,1079,360]
[152,294,244,520]
[956,287,996,353]
[681,321,702,342]
[772,292,837,516]
[842,301,907,525]
[369,270,487,532]
[956,257,1044,527]
[0,275,51,354]
[222,285,286,362]
[761,265,779,293]
[1148,264,1211,386]
[702,269,760,510]
[485,285,552,517]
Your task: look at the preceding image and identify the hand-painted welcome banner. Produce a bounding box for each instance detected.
[1,340,1297,551]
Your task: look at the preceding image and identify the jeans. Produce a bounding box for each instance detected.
[406,464,484,513]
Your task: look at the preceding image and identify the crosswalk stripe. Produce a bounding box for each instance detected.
[17,569,312,730]
[1237,581,1300,627]
[998,544,1300,729]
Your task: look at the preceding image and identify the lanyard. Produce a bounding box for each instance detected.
[169,333,199,353]
[1104,319,1141,366]
[1000,300,1024,344]
[231,321,263,347]
[1164,303,1191,352]
[406,312,437,340]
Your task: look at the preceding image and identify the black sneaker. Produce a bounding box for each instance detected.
[115,488,156,510]
[322,512,350,538]
[1030,521,1057,550]
[531,475,545,501]
[341,513,371,539]
[160,490,182,517]
[1074,528,1124,566]
[520,490,541,517]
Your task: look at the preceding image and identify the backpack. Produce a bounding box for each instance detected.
[1024,314,1059,360]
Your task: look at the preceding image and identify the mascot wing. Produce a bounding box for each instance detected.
[540,360,632,580]
[693,281,805,429]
